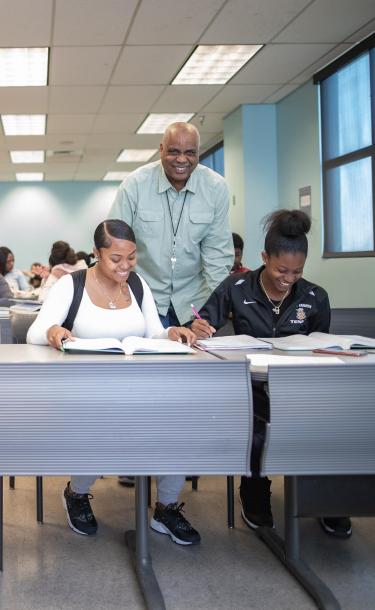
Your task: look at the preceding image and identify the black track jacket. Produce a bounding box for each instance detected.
[198,266,330,338]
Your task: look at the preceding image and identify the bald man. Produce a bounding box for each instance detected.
[108,122,233,546]
[109,122,233,326]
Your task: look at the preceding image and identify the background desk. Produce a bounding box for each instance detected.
[0,344,252,610]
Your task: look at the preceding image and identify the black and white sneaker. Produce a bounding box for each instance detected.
[150,502,201,545]
[118,476,135,487]
[319,517,352,538]
[62,482,98,536]
[239,476,274,529]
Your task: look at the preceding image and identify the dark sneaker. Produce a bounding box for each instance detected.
[62,482,98,536]
[118,476,135,487]
[150,502,201,545]
[319,517,352,539]
[239,476,274,529]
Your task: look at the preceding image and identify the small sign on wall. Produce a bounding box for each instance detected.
[299,186,311,216]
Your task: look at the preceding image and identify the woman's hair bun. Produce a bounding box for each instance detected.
[263,209,311,237]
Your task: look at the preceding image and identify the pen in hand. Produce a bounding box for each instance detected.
[191,304,214,339]
[191,303,202,320]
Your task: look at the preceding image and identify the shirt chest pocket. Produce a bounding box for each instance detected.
[134,209,164,237]
[189,210,214,244]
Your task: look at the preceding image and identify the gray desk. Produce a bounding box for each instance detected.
[212,348,375,610]
[0,316,12,344]
[0,345,253,610]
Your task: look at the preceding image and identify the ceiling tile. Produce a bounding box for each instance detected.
[0,0,53,46]
[201,0,311,44]
[127,0,224,44]
[48,86,106,113]
[273,0,375,43]
[0,88,48,113]
[53,0,138,45]
[151,85,222,112]
[44,162,80,172]
[100,86,165,113]
[0,173,16,181]
[345,18,375,43]
[50,46,121,86]
[86,133,162,149]
[47,114,96,134]
[202,85,283,112]
[92,114,146,134]
[4,134,87,150]
[44,172,76,180]
[190,113,226,133]
[263,83,301,103]
[231,43,335,84]
[291,43,354,84]
[74,170,108,180]
[111,46,193,85]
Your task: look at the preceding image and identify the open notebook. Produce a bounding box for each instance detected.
[264,332,375,351]
[196,334,272,350]
[62,336,196,355]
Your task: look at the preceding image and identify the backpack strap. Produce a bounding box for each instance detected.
[127,271,143,309]
[62,269,143,331]
[62,269,87,331]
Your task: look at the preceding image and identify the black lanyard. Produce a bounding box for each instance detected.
[165,190,188,237]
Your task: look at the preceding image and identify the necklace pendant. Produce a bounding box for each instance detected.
[108,301,117,310]
[272,305,280,315]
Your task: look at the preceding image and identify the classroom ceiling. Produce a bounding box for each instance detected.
[0,0,374,182]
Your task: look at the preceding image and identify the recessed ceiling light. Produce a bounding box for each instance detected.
[10,150,45,163]
[116,149,157,163]
[137,114,194,134]
[172,45,263,85]
[16,172,44,181]
[1,115,46,135]
[103,171,131,181]
[0,48,49,86]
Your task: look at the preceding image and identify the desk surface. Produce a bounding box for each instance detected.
[205,347,375,380]
[0,344,252,477]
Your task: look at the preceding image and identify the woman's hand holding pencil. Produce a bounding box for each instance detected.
[190,304,216,339]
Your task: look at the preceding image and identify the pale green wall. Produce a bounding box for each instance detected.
[223,107,246,235]
[0,182,118,270]
[277,81,375,307]
[223,82,375,308]
[224,104,278,270]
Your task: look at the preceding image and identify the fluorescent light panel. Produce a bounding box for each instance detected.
[103,171,131,181]
[0,47,49,86]
[172,45,263,84]
[137,114,194,134]
[16,172,44,181]
[116,149,157,163]
[10,150,45,163]
[1,114,46,135]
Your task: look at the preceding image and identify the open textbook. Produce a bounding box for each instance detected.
[196,334,272,350]
[62,336,196,355]
[263,332,375,352]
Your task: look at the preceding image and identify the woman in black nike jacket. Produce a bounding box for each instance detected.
[192,209,351,539]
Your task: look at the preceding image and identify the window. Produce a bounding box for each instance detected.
[200,142,224,176]
[315,34,375,257]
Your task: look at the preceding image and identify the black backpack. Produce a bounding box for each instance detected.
[62,269,144,331]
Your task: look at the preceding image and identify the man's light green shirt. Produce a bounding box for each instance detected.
[108,161,233,324]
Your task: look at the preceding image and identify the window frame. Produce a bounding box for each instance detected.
[314,33,375,258]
